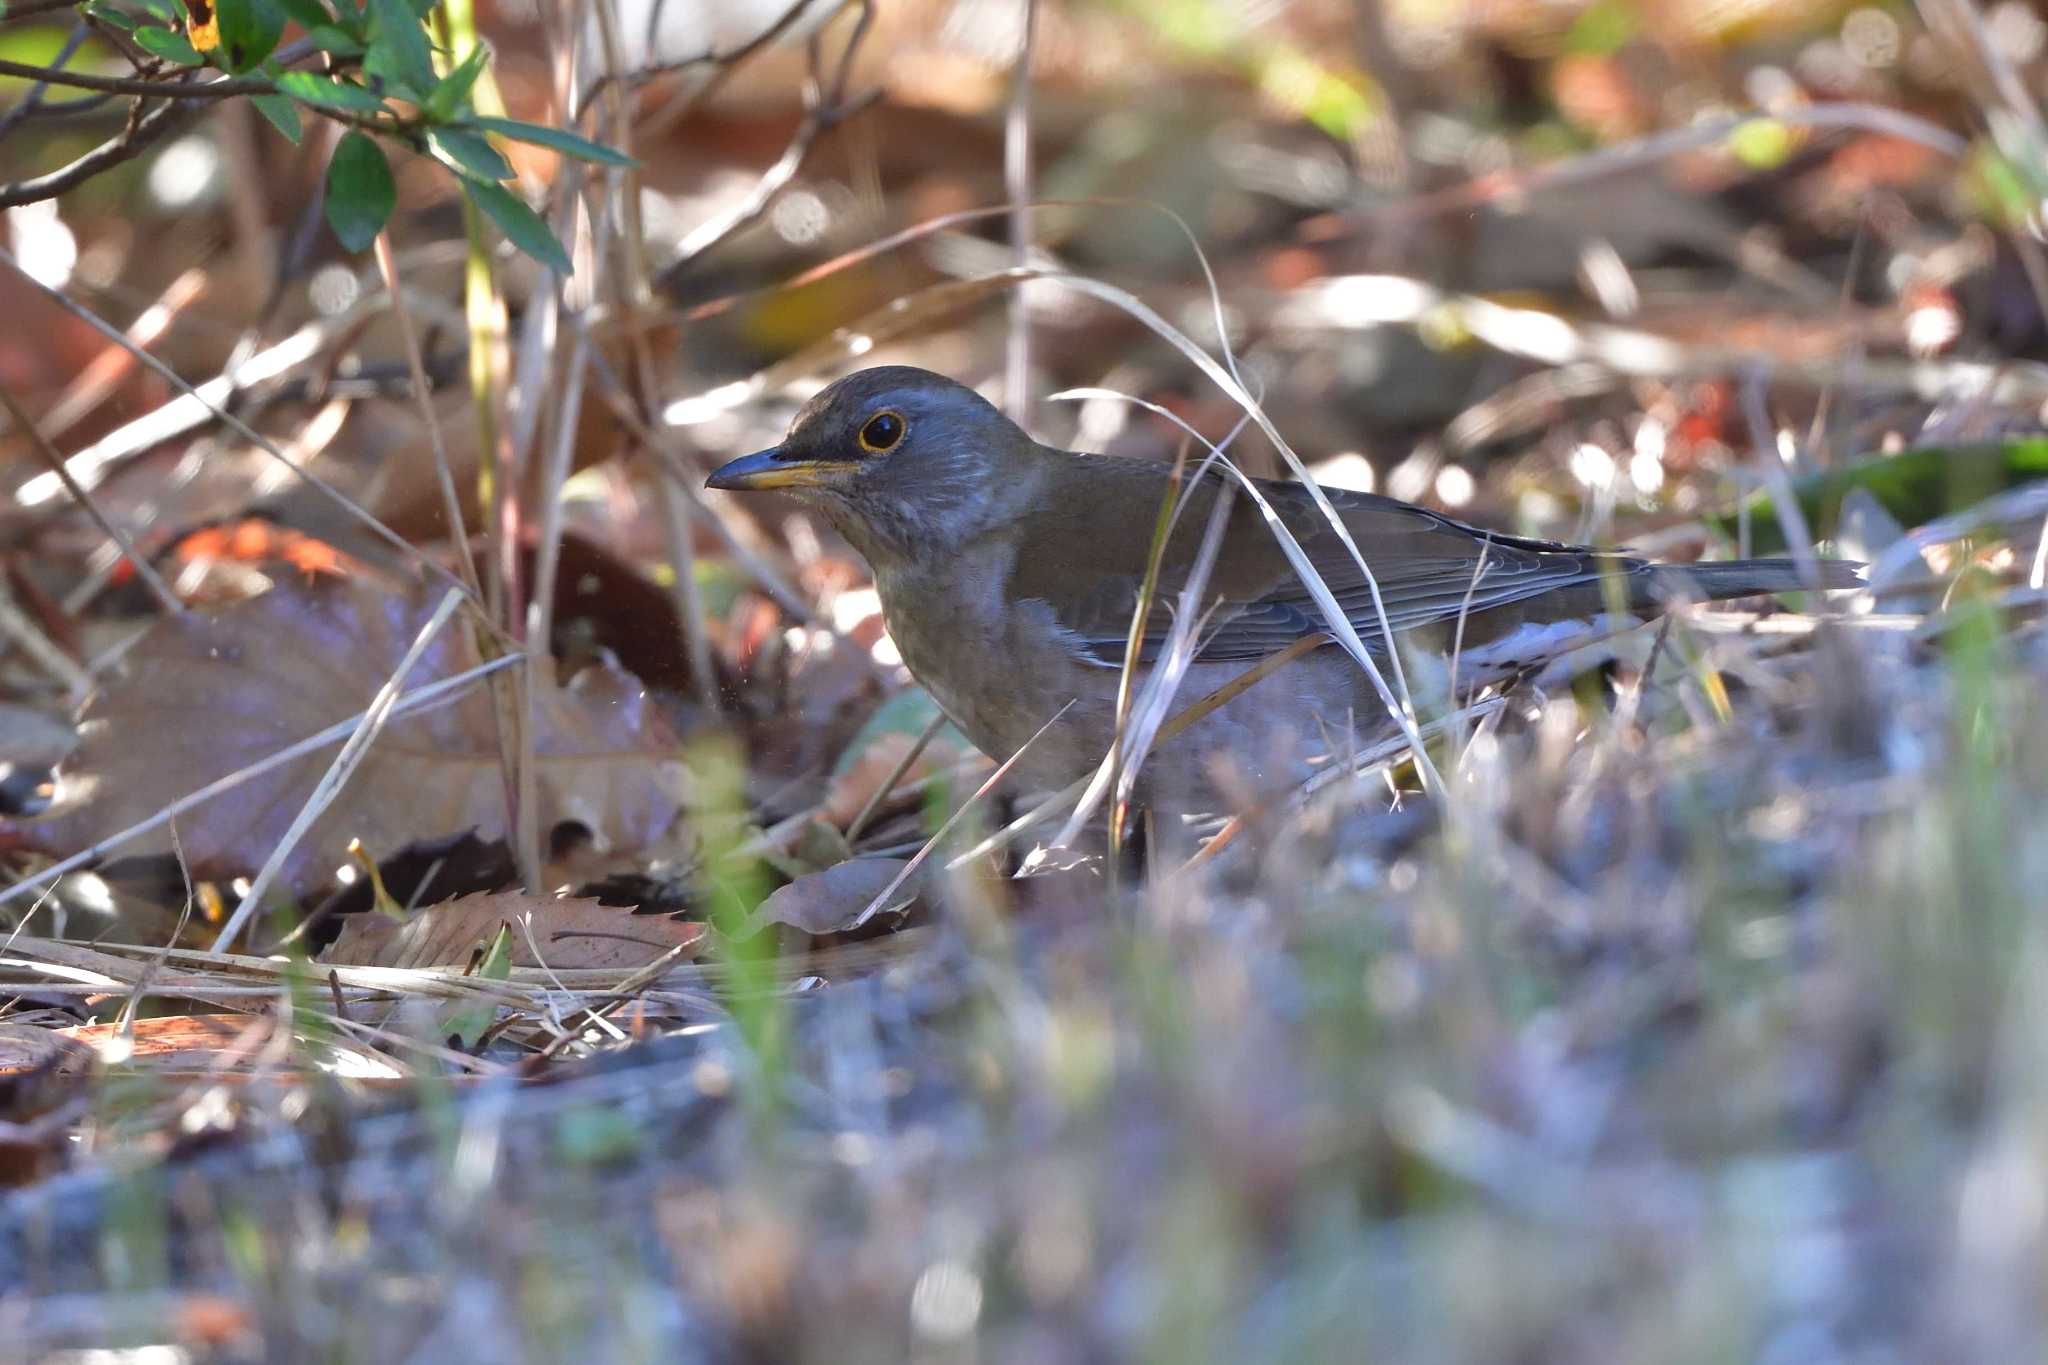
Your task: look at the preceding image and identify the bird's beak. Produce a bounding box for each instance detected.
[705,447,851,492]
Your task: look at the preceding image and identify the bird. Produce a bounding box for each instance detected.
[707,366,1859,815]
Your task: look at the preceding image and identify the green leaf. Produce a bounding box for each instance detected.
[424,41,488,121]
[439,923,511,1050]
[133,23,202,64]
[251,90,302,143]
[365,0,435,90]
[429,126,511,181]
[463,178,569,274]
[81,3,140,32]
[272,0,332,26]
[1707,439,2048,553]
[276,68,387,110]
[324,129,395,252]
[213,0,284,73]
[303,24,364,56]
[464,114,637,167]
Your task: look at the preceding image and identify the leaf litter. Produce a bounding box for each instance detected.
[14,578,696,900]
[4,3,2048,1359]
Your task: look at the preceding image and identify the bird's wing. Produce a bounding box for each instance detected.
[1005,459,1644,668]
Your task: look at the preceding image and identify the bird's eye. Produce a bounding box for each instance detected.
[858,410,906,453]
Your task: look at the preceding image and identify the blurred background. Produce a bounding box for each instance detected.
[4,0,2043,633]
[4,1,2048,1360]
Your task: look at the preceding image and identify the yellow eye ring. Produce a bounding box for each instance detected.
[858,410,907,453]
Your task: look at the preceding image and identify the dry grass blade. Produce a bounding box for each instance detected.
[372,236,482,601]
[1052,473,1237,849]
[855,701,1075,926]
[844,707,952,842]
[1047,380,1442,799]
[0,576,88,696]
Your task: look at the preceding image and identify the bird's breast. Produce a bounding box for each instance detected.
[872,555,1092,762]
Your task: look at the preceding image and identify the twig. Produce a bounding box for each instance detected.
[589,0,721,716]
[574,320,818,623]
[0,88,194,209]
[1367,102,1971,228]
[1445,533,1495,706]
[575,0,824,121]
[30,267,207,444]
[0,246,486,612]
[0,0,88,22]
[0,56,277,100]
[1737,365,1823,589]
[661,0,878,274]
[0,382,182,617]
[372,235,482,600]
[0,21,87,140]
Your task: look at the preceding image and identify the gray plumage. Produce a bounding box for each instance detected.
[709,367,1860,810]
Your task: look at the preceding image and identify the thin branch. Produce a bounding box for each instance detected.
[0,572,88,694]
[845,708,951,843]
[573,0,823,121]
[0,382,183,617]
[373,234,483,601]
[0,56,276,99]
[590,0,720,714]
[0,37,390,209]
[0,21,87,140]
[659,0,878,276]
[0,0,86,21]
[0,89,194,209]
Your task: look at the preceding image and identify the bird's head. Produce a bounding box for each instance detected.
[706,366,1033,565]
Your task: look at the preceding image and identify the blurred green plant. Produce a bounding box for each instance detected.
[1709,439,2048,553]
[72,0,632,272]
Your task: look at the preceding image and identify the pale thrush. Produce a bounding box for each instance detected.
[709,367,1858,810]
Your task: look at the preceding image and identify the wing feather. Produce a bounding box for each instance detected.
[1003,453,1643,668]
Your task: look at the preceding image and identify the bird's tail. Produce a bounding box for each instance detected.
[1649,557,1864,603]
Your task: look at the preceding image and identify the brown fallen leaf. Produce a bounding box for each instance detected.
[323,891,707,970]
[16,580,694,897]
[742,858,924,938]
[53,1014,385,1080]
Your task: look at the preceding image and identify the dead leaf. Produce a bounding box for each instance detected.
[49,1015,408,1085]
[322,891,707,970]
[17,580,694,897]
[744,858,923,937]
[820,689,967,828]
